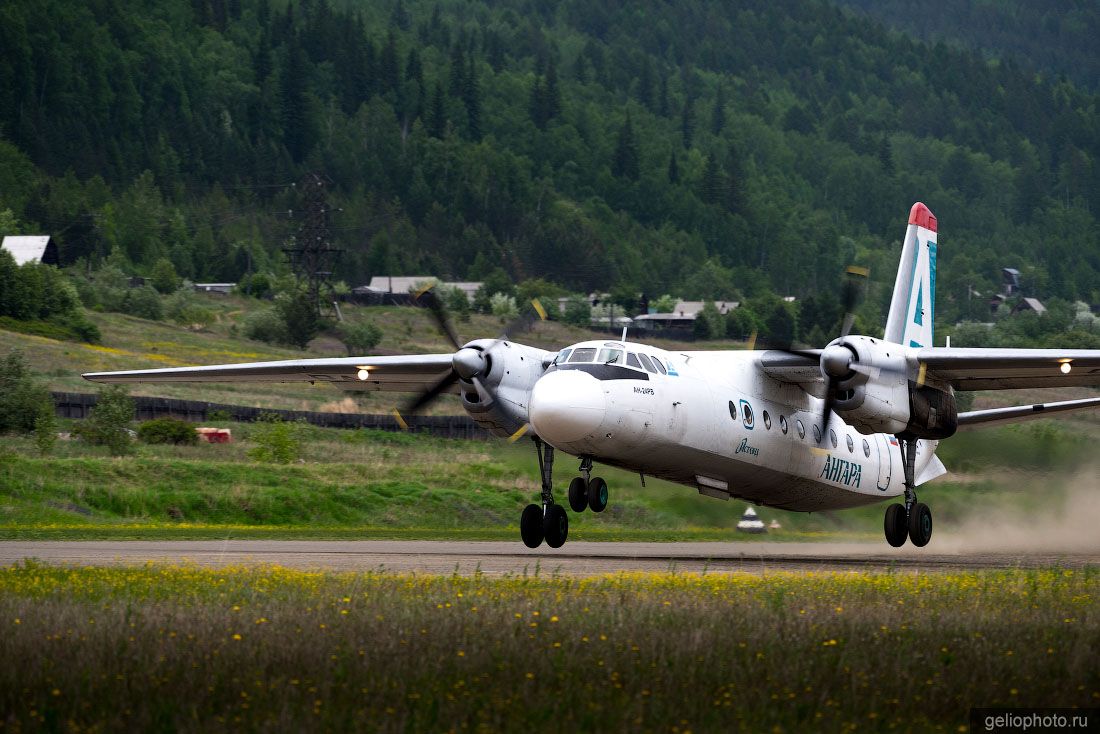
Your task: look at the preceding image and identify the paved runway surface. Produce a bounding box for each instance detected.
[2,540,1097,574]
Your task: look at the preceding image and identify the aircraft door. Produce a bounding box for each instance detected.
[874,434,893,491]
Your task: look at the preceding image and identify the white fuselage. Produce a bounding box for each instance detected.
[529,340,941,512]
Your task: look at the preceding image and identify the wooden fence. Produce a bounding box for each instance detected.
[50,392,491,440]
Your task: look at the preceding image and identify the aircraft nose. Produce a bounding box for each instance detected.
[529,369,607,444]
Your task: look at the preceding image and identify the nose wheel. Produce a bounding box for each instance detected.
[522,445,610,548]
[883,436,933,547]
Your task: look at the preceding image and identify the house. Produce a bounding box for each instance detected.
[1012,297,1047,316]
[364,276,483,303]
[633,300,739,331]
[193,283,236,294]
[1,235,59,266]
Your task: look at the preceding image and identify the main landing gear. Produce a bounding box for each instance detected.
[520,441,608,549]
[883,435,933,548]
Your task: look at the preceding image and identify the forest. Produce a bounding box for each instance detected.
[1,0,1098,335]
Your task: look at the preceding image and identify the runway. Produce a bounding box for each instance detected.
[2,540,1098,575]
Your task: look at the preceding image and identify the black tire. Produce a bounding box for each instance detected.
[520,504,544,548]
[884,503,908,547]
[908,502,932,547]
[544,504,568,548]
[588,477,609,513]
[568,477,588,513]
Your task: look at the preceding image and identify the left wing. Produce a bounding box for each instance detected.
[917,348,1100,390]
[83,355,458,394]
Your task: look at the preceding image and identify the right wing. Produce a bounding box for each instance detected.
[917,348,1100,390]
[957,396,1100,429]
[83,354,458,394]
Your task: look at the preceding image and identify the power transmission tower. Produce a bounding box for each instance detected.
[282,172,343,314]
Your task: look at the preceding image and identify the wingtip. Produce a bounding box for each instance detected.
[908,202,938,232]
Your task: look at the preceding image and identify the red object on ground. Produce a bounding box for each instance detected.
[196,427,232,443]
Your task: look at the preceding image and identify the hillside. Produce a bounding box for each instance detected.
[1,0,1098,333]
[0,291,752,412]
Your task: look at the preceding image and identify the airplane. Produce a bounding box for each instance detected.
[84,202,1100,550]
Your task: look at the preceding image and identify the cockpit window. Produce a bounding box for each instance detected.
[568,347,597,363]
[598,348,623,365]
[553,348,572,365]
[626,352,642,369]
[637,353,657,373]
[650,356,668,375]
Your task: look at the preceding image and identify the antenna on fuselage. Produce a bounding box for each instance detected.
[621,326,628,341]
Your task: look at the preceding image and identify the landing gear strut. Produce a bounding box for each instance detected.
[883,435,933,547]
[520,437,568,549]
[521,448,612,548]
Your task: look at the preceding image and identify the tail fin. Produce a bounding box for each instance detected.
[883,202,938,348]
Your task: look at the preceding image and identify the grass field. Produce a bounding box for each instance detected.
[0,563,1096,732]
[1,415,1096,542]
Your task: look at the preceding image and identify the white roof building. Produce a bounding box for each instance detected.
[366,276,483,302]
[736,506,767,534]
[1,236,58,266]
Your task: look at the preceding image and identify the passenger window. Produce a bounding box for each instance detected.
[763,411,772,430]
[626,353,642,369]
[846,435,854,453]
[568,347,596,363]
[780,415,788,434]
[597,348,623,365]
[863,439,871,458]
[637,353,657,373]
[812,424,821,443]
[742,403,754,427]
[728,401,737,420]
[829,429,837,448]
[796,420,805,439]
[649,356,668,375]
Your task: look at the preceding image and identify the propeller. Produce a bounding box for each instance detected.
[393,286,547,428]
[816,266,869,444]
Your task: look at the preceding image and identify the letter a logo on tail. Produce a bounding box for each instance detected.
[884,202,937,348]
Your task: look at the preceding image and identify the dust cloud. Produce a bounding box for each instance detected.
[938,467,1100,554]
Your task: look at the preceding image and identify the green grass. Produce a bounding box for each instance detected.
[1,564,1096,732]
[1,417,1096,541]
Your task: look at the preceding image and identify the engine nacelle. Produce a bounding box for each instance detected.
[830,336,911,435]
[829,336,958,439]
[459,339,551,438]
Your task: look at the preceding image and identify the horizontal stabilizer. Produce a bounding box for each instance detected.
[957,396,1100,429]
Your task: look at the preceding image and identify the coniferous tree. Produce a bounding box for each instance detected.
[658,75,670,117]
[667,153,680,184]
[711,84,726,135]
[612,113,640,181]
[681,97,694,149]
[448,42,466,96]
[279,36,310,162]
[700,154,723,205]
[428,81,446,138]
[463,55,482,140]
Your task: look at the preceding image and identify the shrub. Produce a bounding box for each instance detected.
[33,402,57,455]
[247,413,303,464]
[275,291,321,349]
[122,285,164,320]
[75,386,135,455]
[242,307,289,344]
[338,320,383,355]
[150,258,181,294]
[490,292,518,320]
[0,351,53,435]
[137,417,198,445]
[561,295,592,327]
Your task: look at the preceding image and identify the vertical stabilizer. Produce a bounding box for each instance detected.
[883,202,938,347]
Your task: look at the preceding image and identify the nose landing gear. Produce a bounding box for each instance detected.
[521,444,609,548]
[883,436,933,547]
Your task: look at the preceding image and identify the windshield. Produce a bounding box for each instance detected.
[553,348,572,365]
[598,348,623,365]
[568,347,597,363]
